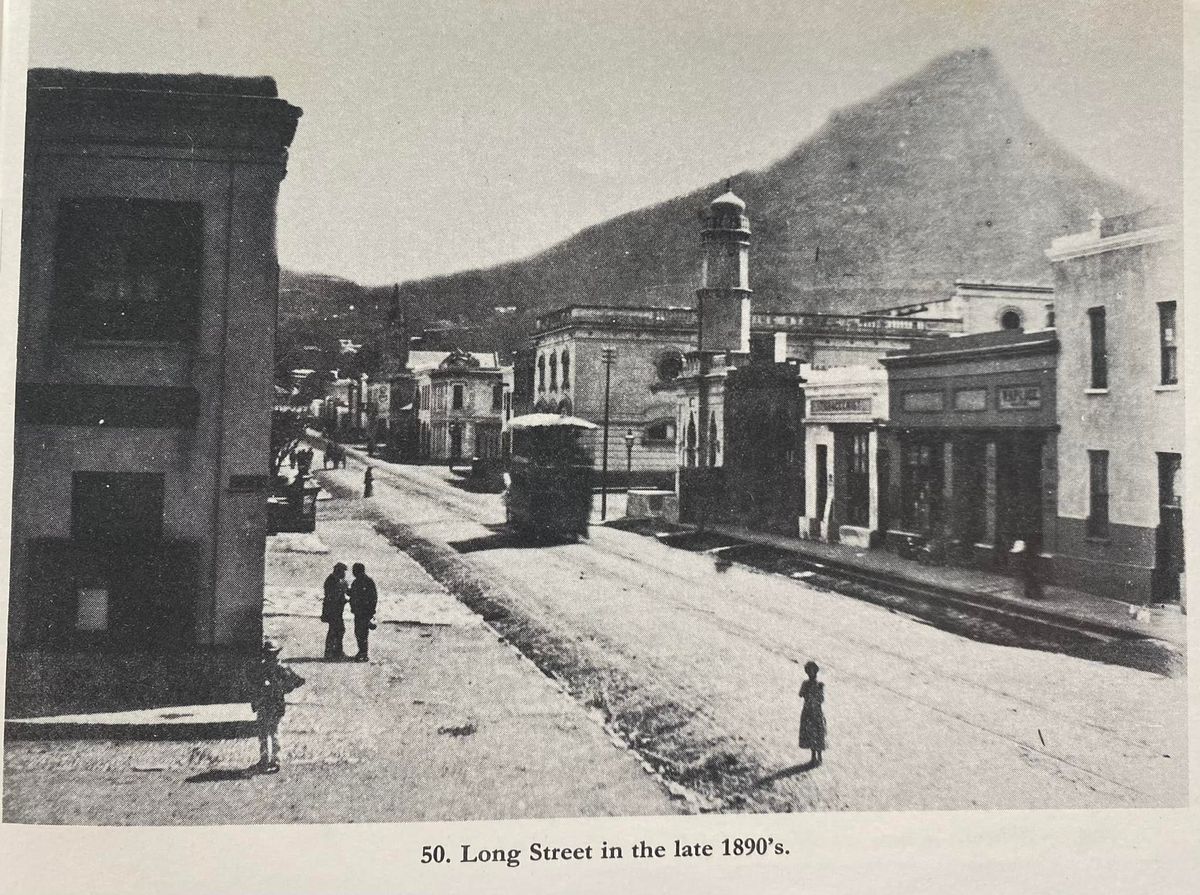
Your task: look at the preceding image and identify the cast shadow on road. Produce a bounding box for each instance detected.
[185,767,258,783]
[448,531,581,554]
[752,760,819,788]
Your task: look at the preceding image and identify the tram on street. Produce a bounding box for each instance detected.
[504,413,597,540]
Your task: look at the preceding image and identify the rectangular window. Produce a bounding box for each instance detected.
[492,384,503,411]
[53,197,203,343]
[953,389,988,411]
[71,472,165,545]
[901,391,944,413]
[1088,307,1108,389]
[1087,450,1110,538]
[452,384,464,410]
[1159,301,1178,385]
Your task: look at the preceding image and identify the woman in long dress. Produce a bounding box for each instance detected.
[798,660,826,765]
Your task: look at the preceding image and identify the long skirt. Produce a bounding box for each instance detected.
[798,703,827,750]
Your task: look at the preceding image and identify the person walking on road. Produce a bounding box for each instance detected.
[249,638,305,774]
[322,562,349,660]
[798,660,826,766]
[348,562,378,662]
[363,466,374,497]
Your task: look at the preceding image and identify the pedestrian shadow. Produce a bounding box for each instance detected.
[752,760,818,788]
[285,657,346,664]
[185,767,259,783]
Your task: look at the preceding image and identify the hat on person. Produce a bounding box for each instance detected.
[1009,540,1027,553]
[262,638,281,655]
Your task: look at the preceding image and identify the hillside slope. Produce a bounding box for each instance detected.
[280,47,1139,365]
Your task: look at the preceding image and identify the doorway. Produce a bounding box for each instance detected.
[1155,453,1183,602]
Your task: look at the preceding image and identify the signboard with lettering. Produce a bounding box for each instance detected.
[810,397,872,416]
[998,385,1041,410]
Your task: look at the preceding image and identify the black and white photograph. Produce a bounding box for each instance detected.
[0,0,1194,891]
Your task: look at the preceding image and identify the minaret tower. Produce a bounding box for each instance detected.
[697,181,751,355]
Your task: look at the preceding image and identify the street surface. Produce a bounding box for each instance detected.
[325,454,1187,813]
[4,452,1186,822]
[2,498,678,824]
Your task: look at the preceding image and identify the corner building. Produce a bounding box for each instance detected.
[1047,208,1184,605]
[8,70,301,708]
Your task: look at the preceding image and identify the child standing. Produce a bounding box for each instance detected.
[798,660,826,766]
[250,639,305,774]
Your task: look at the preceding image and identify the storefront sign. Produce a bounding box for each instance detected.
[998,385,1041,410]
[810,397,872,416]
[901,391,943,412]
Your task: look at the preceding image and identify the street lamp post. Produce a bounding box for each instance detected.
[625,428,635,482]
[600,347,616,521]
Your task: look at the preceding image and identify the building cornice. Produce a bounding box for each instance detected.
[1045,225,1177,262]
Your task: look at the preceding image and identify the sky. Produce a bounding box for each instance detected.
[26,0,1183,286]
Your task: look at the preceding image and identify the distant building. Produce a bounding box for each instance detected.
[532,305,694,481]
[871,280,1055,335]
[1046,207,1183,605]
[415,348,506,463]
[8,70,300,708]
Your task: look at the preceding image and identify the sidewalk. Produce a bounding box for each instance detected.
[2,491,680,824]
[694,522,1186,649]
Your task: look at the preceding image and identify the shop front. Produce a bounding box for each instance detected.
[800,366,888,548]
[880,330,1058,568]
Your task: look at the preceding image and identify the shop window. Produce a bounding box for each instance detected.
[1087,450,1110,538]
[1159,301,1178,386]
[1088,307,1108,389]
[452,384,464,410]
[561,350,571,389]
[53,197,203,343]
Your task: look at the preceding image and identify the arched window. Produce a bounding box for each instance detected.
[685,413,697,467]
[556,397,573,415]
[1000,309,1023,331]
[537,354,546,392]
[549,352,558,391]
[561,350,571,389]
[708,412,719,466]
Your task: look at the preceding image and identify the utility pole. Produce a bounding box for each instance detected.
[600,347,616,520]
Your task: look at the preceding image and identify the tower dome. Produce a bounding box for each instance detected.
[708,189,746,213]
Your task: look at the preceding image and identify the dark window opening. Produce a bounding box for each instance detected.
[492,384,503,411]
[1159,301,1178,386]
[1000,310,1023,331]
[657,352,684,383]
[1088,307,1108,389]
[1087,450,1110,538]
[452,384,464,410]
[645,419,676,443]
[561,350,571,389]
[72,472,165,545]
[537,355,546,393]
[549,353,558,391]
[53,197,203,343]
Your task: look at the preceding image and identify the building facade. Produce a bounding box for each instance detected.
[415,348,506,463]
[9,70,301,707]
[532,306,694,481]
[800,365,889,548]
[880,329,1059,567]
[1046,207,1183,604]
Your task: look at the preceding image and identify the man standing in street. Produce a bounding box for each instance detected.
[348,562,378,662]
[322,562,349,660]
